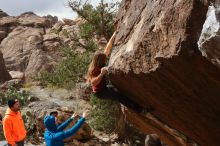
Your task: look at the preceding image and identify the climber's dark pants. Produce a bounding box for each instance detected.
[94,85,142,112]
[8,140,24,146]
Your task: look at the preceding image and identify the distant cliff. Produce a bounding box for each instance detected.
[0,11,88,80]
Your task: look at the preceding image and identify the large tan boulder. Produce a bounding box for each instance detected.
[0,26,44,71]
[0,26,57,79]
[109,0,220,146]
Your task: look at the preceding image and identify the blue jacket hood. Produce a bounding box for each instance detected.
[44,115,57,132]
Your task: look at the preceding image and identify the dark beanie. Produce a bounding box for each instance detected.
[49,111,58,116]
[7,99,18,108]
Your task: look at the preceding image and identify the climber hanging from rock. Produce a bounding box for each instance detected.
[86,31,142,113]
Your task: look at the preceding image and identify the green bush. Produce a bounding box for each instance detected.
[79,23,94,40]
[0,87,30,106]
[33,47,92,89]
[62,29,69,37]
[89,94,119,133]
[50,28,60,34]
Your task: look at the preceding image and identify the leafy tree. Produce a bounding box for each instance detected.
[68,0,119,40]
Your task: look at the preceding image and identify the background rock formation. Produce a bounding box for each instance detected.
[109,0,220,145]
[0,51,11,82]
[198,5,220,68]
[0,9,8,18]
[0,11,83,80]
[0,10,104,80]
[0,12,59,79]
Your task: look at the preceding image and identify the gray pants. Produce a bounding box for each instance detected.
[8,140,24,146]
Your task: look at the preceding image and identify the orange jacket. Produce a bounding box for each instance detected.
[3,108,26,146]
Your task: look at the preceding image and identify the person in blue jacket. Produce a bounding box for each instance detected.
[44,110,88,146]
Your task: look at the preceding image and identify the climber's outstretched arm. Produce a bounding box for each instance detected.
[104,32,116,57]
[90,67,107,86]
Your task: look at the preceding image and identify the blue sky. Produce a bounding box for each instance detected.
[0,0,120,20]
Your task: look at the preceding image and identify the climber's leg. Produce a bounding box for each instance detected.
[95,86,142,112]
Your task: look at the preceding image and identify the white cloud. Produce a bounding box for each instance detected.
[0,0,76,20]
[0,0,121,20]
[34,3,77,20]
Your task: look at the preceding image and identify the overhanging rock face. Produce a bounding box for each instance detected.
[109,0,220,145]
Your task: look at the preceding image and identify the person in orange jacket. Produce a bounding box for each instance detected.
[3,99,26,146]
